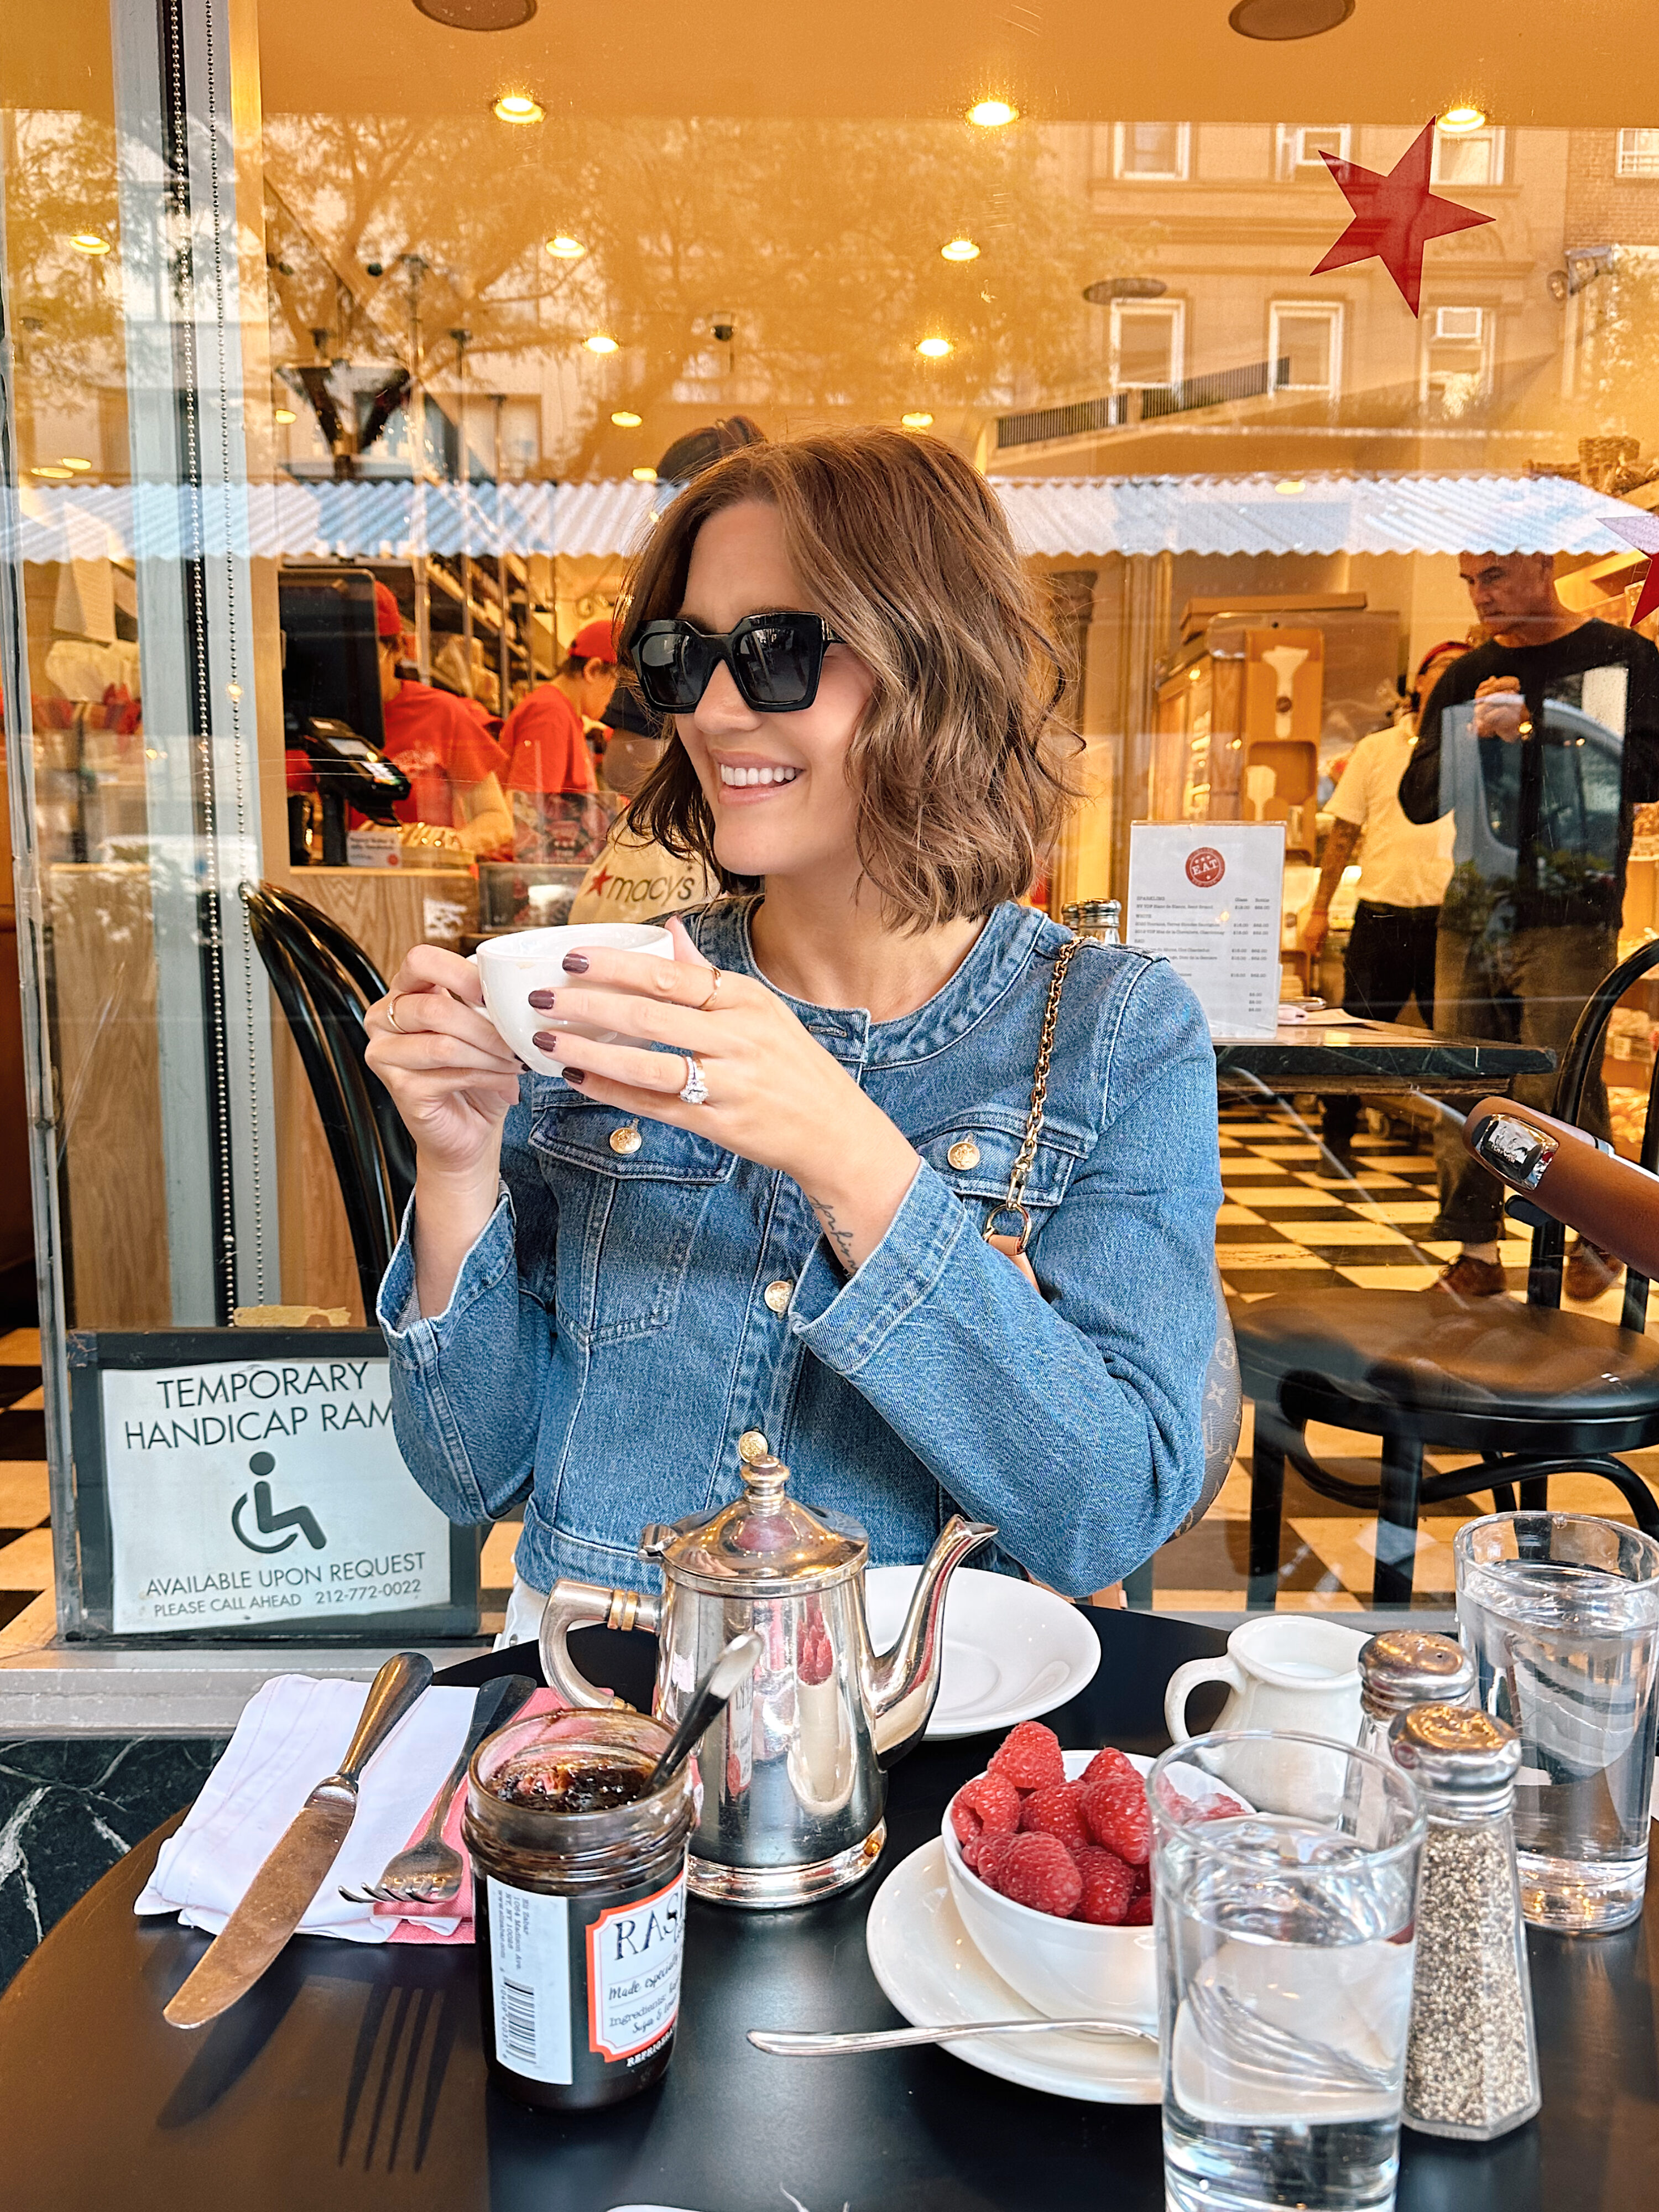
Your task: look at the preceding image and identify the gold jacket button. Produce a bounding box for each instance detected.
[738,1428,770,1463]
[608,1123,643,1156]
[763,1279,794,1314]
[947,1138,981,1170]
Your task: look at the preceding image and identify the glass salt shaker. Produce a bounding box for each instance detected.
[1356,1629,1474,1766]
[1389,1703,1542,2141]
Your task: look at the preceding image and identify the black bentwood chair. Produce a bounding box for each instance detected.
[1231,939,1659,1608]
[241,883,415,1314]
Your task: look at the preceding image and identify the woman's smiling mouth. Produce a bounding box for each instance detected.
[717,761,802,788]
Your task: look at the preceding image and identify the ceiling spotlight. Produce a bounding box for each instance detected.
[30,465,73,479]
[492,92,544,124]
[611,409,643,427]
[966,100,1018,128]
[583,333,620,354]
[415,0,537,26]
[68,232,111,255]
[60,457,92,472]
[1438,105,1488,133]
[941,238,980,263]
[274,406,298,424]
[1227,0,1353,37]
[546,234,586,259]
[1275,478,1307,495]
[901,411,935,428]
[631,466,658,482]
[1083,276,1168,304]
[915,336,953,359]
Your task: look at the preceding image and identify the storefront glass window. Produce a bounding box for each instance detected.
[7,9,1659,1633]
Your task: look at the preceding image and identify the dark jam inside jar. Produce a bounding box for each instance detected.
[464,1713,693,2115]
[488,1752,651,1815]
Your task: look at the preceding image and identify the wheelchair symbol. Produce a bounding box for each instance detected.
[231,1452,327,1555]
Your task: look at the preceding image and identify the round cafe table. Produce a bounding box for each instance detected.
[2,1609,1655,2211]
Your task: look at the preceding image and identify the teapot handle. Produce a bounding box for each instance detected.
[538,1577,662,1711]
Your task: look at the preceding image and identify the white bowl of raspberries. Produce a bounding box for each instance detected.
[942,1720,1245,2031]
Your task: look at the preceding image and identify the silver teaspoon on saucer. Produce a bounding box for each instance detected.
[749,2018,1157,2056]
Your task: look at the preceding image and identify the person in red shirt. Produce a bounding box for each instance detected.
[372,583,512,858]
[497,617,619,863]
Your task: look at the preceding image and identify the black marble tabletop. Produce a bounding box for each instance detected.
[1214,1020,1556,1094]
[1,1611,1655,2211]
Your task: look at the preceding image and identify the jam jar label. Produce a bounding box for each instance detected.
[486,1877,574,2085]
[586,1869,687,2062]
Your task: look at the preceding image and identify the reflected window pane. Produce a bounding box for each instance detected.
[1432,127,1504,186]
[1113,305,1180,387]
[1117,122,1188,179]
[1271,310,1338,392]
[1617,128,1659,178]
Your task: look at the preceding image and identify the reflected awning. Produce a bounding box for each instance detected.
[5,471,1644,566]
[994,472,1643,559]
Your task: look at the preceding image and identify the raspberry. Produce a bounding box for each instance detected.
[1123,1894,1154,1926]
[973,1828,1021,1892]
[1071,1843,1137,1926]
[950,1771,1022,1856]
[1020,1781,1092,1855]
[1202,1791,1249,1822]
[1079,1770,1152,1865]
[987,1720,1065,1792]
[1130,1860,1152,1898]
[1081,1745,1136,1787]
[988,1831,1083,1918]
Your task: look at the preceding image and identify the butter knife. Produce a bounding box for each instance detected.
[163,1650,434,2030]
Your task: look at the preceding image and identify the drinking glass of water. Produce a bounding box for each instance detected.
[1455,1510,1659,1932]
[1151,1731,1424,2212]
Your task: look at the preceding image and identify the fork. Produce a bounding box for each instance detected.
[340,1673,536,1906]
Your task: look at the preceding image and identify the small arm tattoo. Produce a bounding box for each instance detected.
[807,1193,858,1273]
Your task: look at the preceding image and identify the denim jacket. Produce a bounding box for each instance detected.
[377,898,1223,1600]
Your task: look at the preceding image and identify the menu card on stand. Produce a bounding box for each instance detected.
[1126,822,1286,1041]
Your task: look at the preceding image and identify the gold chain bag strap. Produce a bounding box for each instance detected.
[982,936,1086,1289]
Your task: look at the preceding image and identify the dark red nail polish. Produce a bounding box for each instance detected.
[561,1068,587,1084]
[532,1031,559,1052]
[528,988,557,1010]
[561,951,590,973]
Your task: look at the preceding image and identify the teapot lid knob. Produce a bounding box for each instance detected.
[740,1450,791,1499]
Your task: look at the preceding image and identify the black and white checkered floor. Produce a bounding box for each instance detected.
[1147,1104,1659,1614]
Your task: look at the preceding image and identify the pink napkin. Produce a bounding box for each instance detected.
[381,1686,568,1944]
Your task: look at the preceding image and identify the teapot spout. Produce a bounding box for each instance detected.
[868,1516,996,1763]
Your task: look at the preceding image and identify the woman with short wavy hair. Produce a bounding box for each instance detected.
[367,429,1222,1632]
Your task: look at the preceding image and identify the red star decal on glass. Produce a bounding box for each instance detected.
[1311,121,1494,316]
[1605,511,1659,629]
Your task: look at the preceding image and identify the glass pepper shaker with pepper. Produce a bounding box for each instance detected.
[1389,1702,1542,2141]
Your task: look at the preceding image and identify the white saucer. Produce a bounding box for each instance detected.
[865,1566,1100,1738]
[864,1838,1161,2104]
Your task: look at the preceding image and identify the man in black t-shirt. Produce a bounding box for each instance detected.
[1399,550,1659,1298]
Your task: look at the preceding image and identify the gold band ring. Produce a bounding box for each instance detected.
[697,967,723,1011]
[385,994,406,1034]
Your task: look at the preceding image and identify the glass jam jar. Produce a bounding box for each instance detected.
[463,1708,695,2112]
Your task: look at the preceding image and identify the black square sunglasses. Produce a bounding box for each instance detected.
[632,612,841,716]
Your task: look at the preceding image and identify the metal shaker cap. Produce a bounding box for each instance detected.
[1358,1629,1474,1719]
[1389,1703,1521,1811]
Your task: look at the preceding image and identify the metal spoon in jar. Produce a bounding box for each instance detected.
[648,1631,766,1792]
[748,2018,1157,2056]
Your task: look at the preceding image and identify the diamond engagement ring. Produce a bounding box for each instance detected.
[679,1052,709,1106]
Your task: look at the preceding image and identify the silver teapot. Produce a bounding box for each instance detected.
[539,1451,994,1908]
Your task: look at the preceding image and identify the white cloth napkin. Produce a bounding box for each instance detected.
[135,1673,477,1944]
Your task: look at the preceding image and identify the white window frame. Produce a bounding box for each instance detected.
[1430,124,1506,187]
[1432,305,1485,343]
[1276,124,1352,181]
[1419,300,1495,409]
[1616,128,1659,179]
[1110,298,1185,390]
[1268,300,1344,396]
[1112,121,1191,181]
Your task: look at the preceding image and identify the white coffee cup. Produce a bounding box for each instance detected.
[1163,1616,1368,1810]
[473,922,675,1077]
